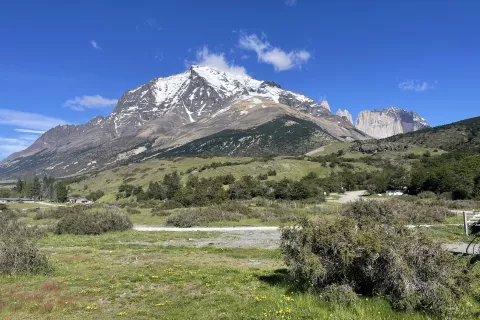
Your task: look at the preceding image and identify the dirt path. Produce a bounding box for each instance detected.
[305,146,325,156]
[35,201,65,207]
[443,242,480,255]
[328,190,366,204]
[133,225,279,232]
[133,224,478,255]
[133,225,281,249]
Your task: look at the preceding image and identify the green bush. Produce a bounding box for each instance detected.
[55,205,132,235]
[160,200,185,210]
[151,208,171,217]
[342,199,449,225]
[259,208,301,223]
[0,211,51,275]
[280,218,467,318]
[321,284,357,307]
[33,207,68,220]
[418,191,437,199]
[166,207,243,227]
[433,199,480,210]
[165,202,253,227]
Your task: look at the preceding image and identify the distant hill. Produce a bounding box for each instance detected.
[384,116,480,152]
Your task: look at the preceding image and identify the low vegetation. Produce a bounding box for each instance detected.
[0,211,51,275]
[343,198,451,225]
[281,200,480,318]
[55,205,132,235]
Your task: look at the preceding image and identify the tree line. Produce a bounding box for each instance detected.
[116,171,327,207]
[0,177,68,202]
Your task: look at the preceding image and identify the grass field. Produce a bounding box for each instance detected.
[1,230,468,320]
[6,202,54,210]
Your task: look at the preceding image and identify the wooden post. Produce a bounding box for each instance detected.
[463,211,469,236]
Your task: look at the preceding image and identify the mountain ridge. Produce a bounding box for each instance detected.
[0,65,367,179]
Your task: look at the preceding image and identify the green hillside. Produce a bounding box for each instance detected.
[384,116,480,152]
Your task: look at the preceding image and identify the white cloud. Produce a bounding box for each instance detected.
[239,33,311,71]
[194,46,248,77]
[64,95,118,111]
[14,128,45,134]
[285,0,297,6]
[90,40,101,50]
[0,109,67,131]
[399,80,436,92]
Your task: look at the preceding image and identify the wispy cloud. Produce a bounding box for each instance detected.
[239,33,311,71]
[398,80,436,92]
[64,95,118,111]
[285,0,297,6]
[0,136,41,159]
[0,138,32,158]
[193,46,248,77]
[0,111,66,159]
[90,40,101,50]
[0,109,67,131]
[146,18,163,31]
[14,128,45,134]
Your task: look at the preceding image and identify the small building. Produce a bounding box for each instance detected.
[386,190,404,196]
[0,197,34,203]
[66,197,94,205]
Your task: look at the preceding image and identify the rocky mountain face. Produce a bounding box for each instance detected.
[336,109,353,125]
[355,107,430,139]
[0,66,368,179]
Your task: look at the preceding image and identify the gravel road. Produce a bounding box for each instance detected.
[133,225,281,249]
[133,224,479,255]
[328,190,367,204]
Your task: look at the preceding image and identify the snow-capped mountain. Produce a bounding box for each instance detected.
[0,65,367,179]
[109,65,331,136]
[355,107,430,139]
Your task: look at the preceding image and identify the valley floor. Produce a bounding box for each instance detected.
[0,230,464,320]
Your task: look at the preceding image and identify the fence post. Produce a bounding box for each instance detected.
[463,211,469,236]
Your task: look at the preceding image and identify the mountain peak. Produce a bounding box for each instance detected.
[319,100,331,111]
[355,107,430,139]
[336,109,353,124]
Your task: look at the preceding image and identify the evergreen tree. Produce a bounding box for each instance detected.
[28,177,42,200]
[163,171,182,199]
[15,178,23,195]
[55,182,68,202]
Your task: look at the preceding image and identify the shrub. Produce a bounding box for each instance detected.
[0,212,51,275]
[342,199,449,225]
[151,208,171,217]
[55,205,132,235]
[259,208,301,223]
[165,202,253,227]
[86,190,105,201]
[433,199,480,210]
[160,200,184,210]
[280,218,467,318]
[166,208,243,227]
[267,169,277,176]
[321,284,357,307]
[33,208,68,220]
[418,191,437,199]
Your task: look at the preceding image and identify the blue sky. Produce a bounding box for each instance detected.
[1,0,479,159]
